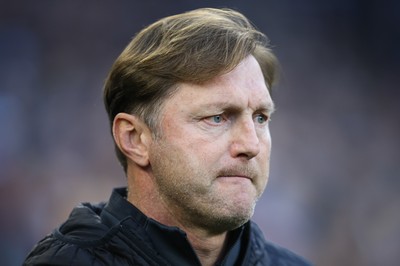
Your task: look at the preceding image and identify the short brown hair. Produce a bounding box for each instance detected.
[103,7,278,172]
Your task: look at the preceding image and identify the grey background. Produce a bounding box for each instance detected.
[1,0,399,265]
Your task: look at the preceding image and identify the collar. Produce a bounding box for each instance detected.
[103,187,247,266]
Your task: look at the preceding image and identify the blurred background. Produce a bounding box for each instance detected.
[1,0,399,265]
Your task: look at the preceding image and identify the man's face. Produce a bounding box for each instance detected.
[148,55,274,233]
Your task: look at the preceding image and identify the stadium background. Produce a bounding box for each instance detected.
[1,0,399,265]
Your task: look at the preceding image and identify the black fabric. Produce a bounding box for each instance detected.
[24,187,312,266]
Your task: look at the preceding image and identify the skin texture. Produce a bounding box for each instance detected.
[113,55,274,266]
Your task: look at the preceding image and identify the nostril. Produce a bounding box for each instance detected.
[230,138,260,159]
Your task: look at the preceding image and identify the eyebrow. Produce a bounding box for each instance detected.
[260,101,276,115]
[197,99,276,115]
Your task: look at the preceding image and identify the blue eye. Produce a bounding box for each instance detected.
[212,115,223,123]
[255,114,268,124]
[203,114,225,125]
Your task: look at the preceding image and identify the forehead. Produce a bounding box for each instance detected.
[166,55,273,112]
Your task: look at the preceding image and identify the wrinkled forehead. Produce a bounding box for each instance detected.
[163,56,273,112]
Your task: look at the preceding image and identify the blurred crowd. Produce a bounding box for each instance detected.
[1,1,399,265]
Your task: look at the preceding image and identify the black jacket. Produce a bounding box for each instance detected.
[24,188,311,266]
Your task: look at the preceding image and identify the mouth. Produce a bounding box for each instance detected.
[217,170,254,182]
[216,175,253,187]
[216,166,256,182]
[217,174,251,180]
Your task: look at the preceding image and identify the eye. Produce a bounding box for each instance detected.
[212,115,223,123]
[203,114,226,125]
[254,114,269,124]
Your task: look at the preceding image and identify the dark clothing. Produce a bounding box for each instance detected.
[24,187,311,265]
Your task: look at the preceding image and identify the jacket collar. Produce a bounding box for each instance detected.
[103,187,247,265]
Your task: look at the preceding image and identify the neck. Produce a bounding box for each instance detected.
[126,167,228,266]
[185,230,228,266]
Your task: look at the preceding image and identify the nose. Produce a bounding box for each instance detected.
[229,118,261,159]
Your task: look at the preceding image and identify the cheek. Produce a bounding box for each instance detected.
[177,129,228,158]
[262,130,272,155]
[157,136,206,169]
[161,119,231,168]
[257,136,272,177]
[196,140,230,167]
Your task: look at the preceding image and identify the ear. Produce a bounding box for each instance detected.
[112,113,152,167]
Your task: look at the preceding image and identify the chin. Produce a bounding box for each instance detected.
[207,204,256,233]
[212,214,252,233]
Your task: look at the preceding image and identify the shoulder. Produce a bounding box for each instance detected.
[247,221,313,266]
[24,234,110,266]
[23,202,133,266]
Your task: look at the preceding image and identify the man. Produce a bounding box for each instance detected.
[24,8,311,266]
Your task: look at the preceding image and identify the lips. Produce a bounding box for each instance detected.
[218,174,251,179]
[217,167,255,180]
